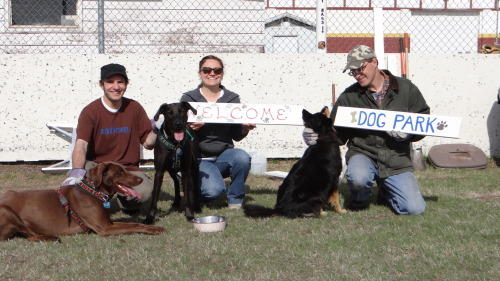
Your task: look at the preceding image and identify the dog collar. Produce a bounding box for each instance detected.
[78,181,111,205]
[158,129,194,171]
[158,129,194,149]
[158,133,178,151]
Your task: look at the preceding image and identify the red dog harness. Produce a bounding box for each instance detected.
[57,181,112,233]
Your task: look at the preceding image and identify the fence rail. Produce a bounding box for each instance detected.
[0,0,499,54]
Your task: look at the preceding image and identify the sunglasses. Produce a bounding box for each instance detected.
[201,67,223,75]
[348,61,369,76]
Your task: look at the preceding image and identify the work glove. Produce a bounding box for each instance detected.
[386,130,411,142]
[302,127,318,146]
[151,115,164,133]
[61,168,86,186]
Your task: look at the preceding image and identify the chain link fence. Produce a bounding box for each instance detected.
[1,0,499,54]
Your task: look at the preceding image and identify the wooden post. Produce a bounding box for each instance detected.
[331,83,336,108]
[399,37,406,78]
[403,33,410,76]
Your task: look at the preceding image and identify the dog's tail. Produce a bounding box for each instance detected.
[243,204,276,218]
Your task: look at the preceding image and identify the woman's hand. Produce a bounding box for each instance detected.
[189,122,205,130]
[242,123,256,134]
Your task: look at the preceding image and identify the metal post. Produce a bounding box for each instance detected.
[495,0,500,46]
[98,0,105,53]
[373,7,385,68]
[316,0,327,53]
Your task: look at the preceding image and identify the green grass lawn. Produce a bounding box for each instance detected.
[0,161,499,281]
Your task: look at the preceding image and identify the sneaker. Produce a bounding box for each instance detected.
[227,203,242,210]
[375,187,391,207]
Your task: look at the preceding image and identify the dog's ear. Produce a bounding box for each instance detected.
[181,101,197,115]
[324,117,333,127]
[88,163,109,187]
[320,106,330,117]
[154,103,168,121]
[101,163,119,188]
[302,109,312,121]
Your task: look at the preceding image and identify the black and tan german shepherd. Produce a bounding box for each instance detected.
[244,107,345,218]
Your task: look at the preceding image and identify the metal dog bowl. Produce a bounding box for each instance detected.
[192,216,226,232]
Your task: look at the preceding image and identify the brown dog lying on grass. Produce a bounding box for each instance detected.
[0,162,165,242]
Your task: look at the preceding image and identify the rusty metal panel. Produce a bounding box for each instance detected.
[428,144,487,169]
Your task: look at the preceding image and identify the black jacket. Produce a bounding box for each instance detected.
[180,85,248,157]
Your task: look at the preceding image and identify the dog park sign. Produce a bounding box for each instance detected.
[334,106,462,138]
[187,102,304,125]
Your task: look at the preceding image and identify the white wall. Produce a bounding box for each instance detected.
[0,53,499,162]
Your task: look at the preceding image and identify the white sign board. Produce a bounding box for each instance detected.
[187,102,303,125]
[334,106,461,138]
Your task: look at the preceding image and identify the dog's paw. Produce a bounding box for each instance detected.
[148,226,166,235]
[143,215,157,225]
[184,213,195,221]
[336,208,347,214]
[171,204,182,211]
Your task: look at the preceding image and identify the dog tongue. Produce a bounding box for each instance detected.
[116,183,143,200]
[174,131,185,141]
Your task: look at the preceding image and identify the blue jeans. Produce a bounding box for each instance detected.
[198,148,251,205]
[346,154,426,215]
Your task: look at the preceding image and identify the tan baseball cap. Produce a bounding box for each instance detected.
[343,45,376,73]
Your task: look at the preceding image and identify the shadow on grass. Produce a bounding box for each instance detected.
[158,190,174,201]
[424,195,438,202]
[202,195,228,209]
[111,190,179,223]
[339,182,439,207]
[113,206,182,223]
[246,188,278,195]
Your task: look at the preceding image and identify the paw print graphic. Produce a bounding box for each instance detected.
[437,121,448,130]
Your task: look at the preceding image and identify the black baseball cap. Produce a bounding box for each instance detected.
[100,63,128,81]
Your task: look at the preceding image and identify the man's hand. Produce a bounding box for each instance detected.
[61,168,86,186]
[151,115,165,133]
[386,130,410,142]
[302,127,318,146]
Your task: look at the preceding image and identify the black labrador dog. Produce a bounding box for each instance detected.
[244,107,346,218]
[144,102,201,224]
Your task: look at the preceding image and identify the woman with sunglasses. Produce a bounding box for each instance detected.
[180,55,255,209]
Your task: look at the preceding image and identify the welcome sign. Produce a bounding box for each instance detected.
[187,102,304,125]
[334,106,462,138]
